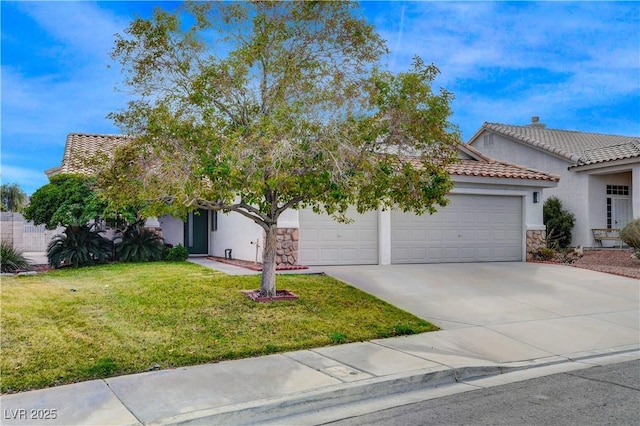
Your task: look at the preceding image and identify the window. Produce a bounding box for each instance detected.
[211,211,218,232]
[483,134,494,147]
[606,185,629,196]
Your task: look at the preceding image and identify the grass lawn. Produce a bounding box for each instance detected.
[1,262,437,393]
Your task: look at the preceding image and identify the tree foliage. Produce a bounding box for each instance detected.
[543,196,576,249]
[99,1,461,296]
[1,183,27,212]
[23,174,107,230]
[24,174,140,230]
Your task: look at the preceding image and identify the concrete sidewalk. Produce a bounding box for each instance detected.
[2,333,637,425]
[2,261,638,425]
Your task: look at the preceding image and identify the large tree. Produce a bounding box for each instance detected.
[1,183,27,212]
[100,1,461,296]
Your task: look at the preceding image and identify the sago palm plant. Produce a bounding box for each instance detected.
[47,225,113,268]
[114,221,164,262]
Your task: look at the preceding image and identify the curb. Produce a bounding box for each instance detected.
[149,347,639,426]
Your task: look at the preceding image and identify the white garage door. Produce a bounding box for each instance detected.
[391,194,522,263]
[299,208,378,265]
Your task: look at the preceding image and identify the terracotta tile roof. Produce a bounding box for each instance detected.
[50,133,133,176]
[449,159,559,181]
[579,139,640,165]
[481,122,640,166]
[51,133,559,183]
[406,144,560,182]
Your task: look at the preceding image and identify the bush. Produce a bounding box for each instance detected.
[23,174,107,230]
[48,225,113,268]
[115,221,164,262]
[620,219,640,250]
[1,240,30,273]
[165,244,189,261]
[543,197,575,249]
[532,247,556,261]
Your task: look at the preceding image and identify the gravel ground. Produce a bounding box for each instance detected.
[570,249,640,279]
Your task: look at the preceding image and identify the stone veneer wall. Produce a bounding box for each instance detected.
[275,228,299,267]
[526,229,546,258]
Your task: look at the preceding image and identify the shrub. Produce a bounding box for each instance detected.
[165,244,189,261]
[532,247,556,261]
[48,225,113,268]
[1,240,30,272]
[620,219,640,250]
[543,197,575,249]
[115,221,164,262]
[24,174,107,230]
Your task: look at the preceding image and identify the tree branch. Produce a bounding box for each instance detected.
[276,195,306,216]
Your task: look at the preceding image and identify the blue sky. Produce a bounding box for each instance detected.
[2,1,639,195]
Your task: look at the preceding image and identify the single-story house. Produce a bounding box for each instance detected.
[468,118,640,248]
[46,132,559,265]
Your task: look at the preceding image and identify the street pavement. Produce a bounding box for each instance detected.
[327,359,640,425]
[1,259,638,425]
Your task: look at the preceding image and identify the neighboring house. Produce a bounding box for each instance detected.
[47,132,559,265]
[468,118,640,248]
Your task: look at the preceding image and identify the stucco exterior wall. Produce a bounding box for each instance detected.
[633,164,640,220]
[210,211,262,261]
[471,133,593,246]
[211,209,302,262]
[159,215,184,247]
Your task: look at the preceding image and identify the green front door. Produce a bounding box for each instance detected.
[185,209,209,254]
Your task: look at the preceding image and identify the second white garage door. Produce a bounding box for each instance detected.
[298,208,378,266]
[391,194,523,263]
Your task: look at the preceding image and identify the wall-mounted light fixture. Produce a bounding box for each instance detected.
[533,191,540,203]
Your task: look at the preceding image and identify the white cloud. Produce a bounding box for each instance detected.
[15,1,128,62]
[1,1,134,194]
[362,1,639,139]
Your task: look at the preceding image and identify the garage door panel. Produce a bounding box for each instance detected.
[476,229,491,240]
[391,194,522,263]
[320,229,338,240]
[410,230,427,241]
[320,249,338,262]
[299,208,378,266]
[340,229,358,242]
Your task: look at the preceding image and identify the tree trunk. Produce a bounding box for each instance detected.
[260,223,278,297]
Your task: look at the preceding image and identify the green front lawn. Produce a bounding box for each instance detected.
[1,262,437,393]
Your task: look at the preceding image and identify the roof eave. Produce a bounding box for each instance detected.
[570,156,640,172]
[451,174,559,188]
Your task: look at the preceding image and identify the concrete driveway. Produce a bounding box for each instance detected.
[319,262,639,363]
